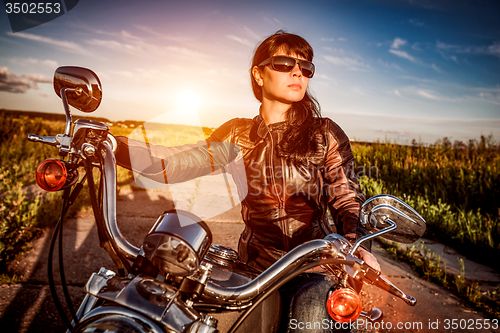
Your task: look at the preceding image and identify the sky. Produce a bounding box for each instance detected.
[0,0,499,144]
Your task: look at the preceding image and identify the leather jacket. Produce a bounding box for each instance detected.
[115,115,369,271]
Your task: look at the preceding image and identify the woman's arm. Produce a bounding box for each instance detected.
[114,119,240,184]
[322,119,371,251]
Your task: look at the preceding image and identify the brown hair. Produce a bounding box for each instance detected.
[251,30,322,163]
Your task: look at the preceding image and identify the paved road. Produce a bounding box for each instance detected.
[1,185,498,333]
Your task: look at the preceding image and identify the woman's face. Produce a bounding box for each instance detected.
[253,50,310,105]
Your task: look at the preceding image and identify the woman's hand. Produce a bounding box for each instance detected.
[358,248,381,271]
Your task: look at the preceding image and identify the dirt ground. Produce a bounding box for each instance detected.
[1,186,498,333]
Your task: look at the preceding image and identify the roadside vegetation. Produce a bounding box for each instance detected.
[354,139,500,270]
[0,111,133,272]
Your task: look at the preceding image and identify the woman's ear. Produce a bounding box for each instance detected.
[252,66,264,87]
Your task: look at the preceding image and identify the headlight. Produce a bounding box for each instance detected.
[142,210,212,277]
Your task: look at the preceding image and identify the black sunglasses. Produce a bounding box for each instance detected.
[258,55,315,78]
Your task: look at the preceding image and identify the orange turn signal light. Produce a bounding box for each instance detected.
[36,159,69,191]
[326,288,362,323]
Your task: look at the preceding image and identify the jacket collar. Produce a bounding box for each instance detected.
[255,114,269,139]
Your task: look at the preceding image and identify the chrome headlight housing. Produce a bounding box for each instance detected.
[142,210,212,277]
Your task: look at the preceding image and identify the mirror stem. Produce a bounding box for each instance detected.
[350,219,397,255]
[60,87,76,136]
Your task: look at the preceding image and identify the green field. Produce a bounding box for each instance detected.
[353,138,500,269]
[1,109,499,272]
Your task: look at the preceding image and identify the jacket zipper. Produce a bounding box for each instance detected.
[280,148,289,251]
[269,131,289,251]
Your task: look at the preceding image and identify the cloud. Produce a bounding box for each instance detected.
[86,37,205,59]
[378,129,408,136]
[0,67,34,93]
[243,26,261,41]
[412,43,422,51]
[416,89,444,101]
[431,63,444,73]
[0,67,53,93]
[227,35,254,47]
[133,25,193,43]
[23,74,52,83]
[403,85,500,106]
[398,75,435,83]
[391,37,407,49]
[87,39,141,52]
[378,59,403,71]
[324,55,370,71]
[389,49,416,62]
[8,32,86,54]
[437,41,500,58]
[8,57,58,69]
[338,38,347,42]
[408,19,425,27]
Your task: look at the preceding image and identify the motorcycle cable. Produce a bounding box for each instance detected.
[48,176,87,330]
[48,199,73,330]
[58,176,88,324]
[227,258,354,333]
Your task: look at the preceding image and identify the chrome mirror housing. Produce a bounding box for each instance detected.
[360,194,426,244]
[54,66,102,113]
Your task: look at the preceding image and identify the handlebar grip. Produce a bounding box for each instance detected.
[28,134,58,146]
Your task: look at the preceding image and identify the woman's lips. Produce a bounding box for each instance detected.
[288,83,302,90]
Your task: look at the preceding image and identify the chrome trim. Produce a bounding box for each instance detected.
[101,141,140,261]
[107,133,117,153]
[203,239,345,303]
[208,244,239,262]
[360,308,382,322]
[60,87,74,137]
[349,219,397,255]
[75,306,165,333]
[27,134,58,146]
[378,274,417,306]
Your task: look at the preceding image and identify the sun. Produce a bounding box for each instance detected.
[175,89,201,111]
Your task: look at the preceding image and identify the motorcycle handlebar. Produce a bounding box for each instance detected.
[28,134,58,146]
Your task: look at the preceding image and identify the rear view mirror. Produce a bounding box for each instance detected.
[54,66,102,113]
[360,194,426,244]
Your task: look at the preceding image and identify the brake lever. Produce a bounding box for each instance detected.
[353,262,416,306]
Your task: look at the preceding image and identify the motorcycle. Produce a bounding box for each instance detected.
[28,66,427,333]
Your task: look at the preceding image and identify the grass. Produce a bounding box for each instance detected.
[0,112,133,272]
[352,136,500,216]
[379,239,500,319]
[359,175,500,270]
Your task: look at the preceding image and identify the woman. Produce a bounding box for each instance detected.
[116,30,379,332]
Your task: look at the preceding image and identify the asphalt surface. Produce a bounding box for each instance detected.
[2,184,499,333]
